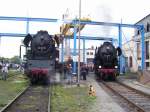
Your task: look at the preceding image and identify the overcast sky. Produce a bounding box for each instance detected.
[0,0,150,58]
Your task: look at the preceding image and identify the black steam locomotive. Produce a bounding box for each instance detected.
[94,42,122,80]
[23,30,59,84]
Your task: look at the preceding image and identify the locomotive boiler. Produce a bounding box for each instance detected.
[23,30,57,84]
[94,42,122,80]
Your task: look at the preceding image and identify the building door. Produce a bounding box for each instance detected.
[145,41,149,59]
[129,56,132,67]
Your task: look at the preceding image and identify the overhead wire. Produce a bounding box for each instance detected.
[122,30,140,67]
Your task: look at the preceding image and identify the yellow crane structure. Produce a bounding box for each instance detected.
[60,17,91,61]
[60,17,91,36]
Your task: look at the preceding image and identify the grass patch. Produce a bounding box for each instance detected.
[51,85,96,112]
[18,104,35,109]
[0,70,29,109]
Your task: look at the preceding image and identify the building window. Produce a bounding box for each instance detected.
[87,52,89,55]
[125,57,128,67]
[146,62,149,68]
[145,41,149,59]
[147,23,150,32]
[90,52,93,55]
[137,43,141,60]
[129,56,132,67]
[137,30,140,35]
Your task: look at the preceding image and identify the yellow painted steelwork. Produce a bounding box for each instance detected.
[60,17,91,37]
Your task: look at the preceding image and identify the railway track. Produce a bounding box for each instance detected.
[0,85,51,112]
[101,81,150,112]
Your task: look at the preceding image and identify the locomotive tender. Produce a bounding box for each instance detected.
[94,42,122,80]
[23,30,58,84]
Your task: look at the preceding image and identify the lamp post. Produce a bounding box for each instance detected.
[77,0,81,86]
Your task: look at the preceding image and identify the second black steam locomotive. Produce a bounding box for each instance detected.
[94,42,122,80]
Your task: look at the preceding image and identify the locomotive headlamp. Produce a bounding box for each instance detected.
[99,66,101,68]
[56,58,59,61]
[115,66,118,68]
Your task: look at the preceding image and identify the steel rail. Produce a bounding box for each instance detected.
[0,86,29,112]
[48,85,51,112]
[102,81,146,112]
[117,80,150,98]
[1,85,51,112]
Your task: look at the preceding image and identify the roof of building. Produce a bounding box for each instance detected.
[135,14,150,24]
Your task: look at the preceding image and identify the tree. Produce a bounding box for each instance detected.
[10,56,21,64]
[0,57,9,63]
